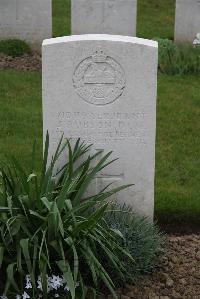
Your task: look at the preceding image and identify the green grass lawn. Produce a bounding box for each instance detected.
[52,0,71,37]
[0,71,42,169]
[156,75,200,222]
[137,0,175,40]
[0,0,199,223]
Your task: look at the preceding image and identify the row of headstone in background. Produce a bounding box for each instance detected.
[0,0,137,50]
[42,35,158,220]
[71,0,137,36]
[0,0,52,50]
[175,0,200,43]
[0,0,200,49]
[76,0,200,43]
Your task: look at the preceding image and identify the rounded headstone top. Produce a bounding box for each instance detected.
[42,34,158,49]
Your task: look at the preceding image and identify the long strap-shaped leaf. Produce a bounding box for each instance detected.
[5,263,20,294]
[20,238,36,290]
[0,245,4,267]
[57,260,75,299]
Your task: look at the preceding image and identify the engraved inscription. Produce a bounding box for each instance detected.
[53,111,148,146]
[73,48,126,106]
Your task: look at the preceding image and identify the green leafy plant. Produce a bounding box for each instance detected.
[0,39,31,57]
[0,133,133,299]
[104,205,163,283]
[155,38,200,75]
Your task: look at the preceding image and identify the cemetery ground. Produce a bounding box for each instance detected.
[0,0,200,298]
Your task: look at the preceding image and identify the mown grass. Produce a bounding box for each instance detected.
[52,0,71,37]
[0,71,199,221]
[156,75,200,221]
[0,71,42,169]
[137,0,175,40]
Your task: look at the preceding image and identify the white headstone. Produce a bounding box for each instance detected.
[0,0,52,50]
[175,0,200,43]
[42,34,158,220]
[71,0,137,36]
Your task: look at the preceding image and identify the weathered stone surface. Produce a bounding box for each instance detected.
[175,0,200,43]
[71,0,137,36]
[42,34,158,220]
[0,0,52,50]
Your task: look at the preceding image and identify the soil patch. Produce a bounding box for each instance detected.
[0,52,41,72]
[110,234,200,299]
[157,219,200,235]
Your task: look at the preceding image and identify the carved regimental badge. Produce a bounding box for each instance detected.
[73,48,126,105]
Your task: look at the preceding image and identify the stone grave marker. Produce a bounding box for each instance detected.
[42,34,158,220]
[71,0,137,36]
[175,0,200,43]
[0,0,52,50]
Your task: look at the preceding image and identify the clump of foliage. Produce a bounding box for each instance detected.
[155,38,200,75]
[0,134,133,299]
[0,39,31,57]
[104,205,163,283]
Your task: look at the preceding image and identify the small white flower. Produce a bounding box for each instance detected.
[16,295,21,299]
[47,275,53,291]
[25,275,31,282]
[54,294,59,298]
[22,292,30,299]
[37,275,51,292]
[49,275,63,290]
[0,295,8,299]
[37,276,42,290]
[25,275,32,289]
